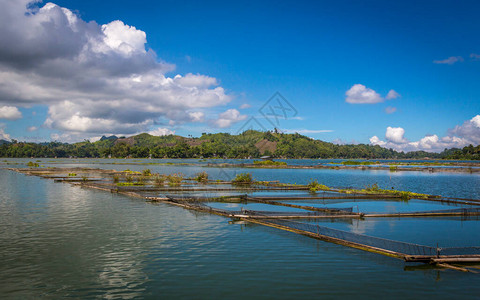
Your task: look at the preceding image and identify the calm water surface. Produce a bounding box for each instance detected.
[1,160,480,298]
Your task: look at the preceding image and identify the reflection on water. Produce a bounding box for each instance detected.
[1,163,480,298]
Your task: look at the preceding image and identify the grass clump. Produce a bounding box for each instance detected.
[194,171,209,183]
[142,169,152,176]
[340,183,434,200]
[154,175,167,186]
[68,173,77,177]
[253,160,287,166]
[113,175,120,183]
[307,179,330,192]
[389,165,398,172]
[136,176,145,185]
[123,169,141,175]
[232,173,253,184]
[125,175,133,183]
[167,173,184,186]
[27,161,39,167]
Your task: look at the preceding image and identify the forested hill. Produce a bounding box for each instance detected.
[0,130,479,159]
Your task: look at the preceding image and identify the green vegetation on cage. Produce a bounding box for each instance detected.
[232,173,253,184]
[253,160,287,166]
[194,171,209,183]
[167,173,184,186]
[339,183,433,200]
[307,179,331,192]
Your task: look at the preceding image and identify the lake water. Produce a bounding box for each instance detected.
[1,159,480,298]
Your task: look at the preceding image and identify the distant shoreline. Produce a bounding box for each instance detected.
[2,158,480,174]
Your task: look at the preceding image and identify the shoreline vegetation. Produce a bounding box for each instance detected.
[1,130,479,160]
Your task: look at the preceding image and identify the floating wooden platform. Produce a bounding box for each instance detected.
[8,166,480,272]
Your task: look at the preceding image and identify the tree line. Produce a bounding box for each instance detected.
[0,130,478,160]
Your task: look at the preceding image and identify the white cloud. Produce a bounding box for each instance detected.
[471,53,480,61]
[332,138,345,145]
[385,126,407,144]
[188,111,205,122]
[369,115,480,152]
[27,126,38,132]
[50,133,68,142]
[385,90,400,100]
[0,125,10,140]
[240,103,251,109]
[0,1,232,139]
[433,56,464,65]
[448,115,480,145]
[173,73,218,88]
[369,135,386,147]
[148,127,175,136]
[384,106,397,114]
[100,20,147,56]
[471,115,480,128]
[290,116,305,120]
[0,106,22,120]
[214,109,247,128]
[345,84,383,104]
[345,85,400,104]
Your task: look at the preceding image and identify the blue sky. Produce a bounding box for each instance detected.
[0,0,479,151]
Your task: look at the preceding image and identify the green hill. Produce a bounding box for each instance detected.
[0,130,478,159]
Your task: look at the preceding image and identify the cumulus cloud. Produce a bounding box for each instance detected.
[173,73,217,88]
[0,1,231,139]
[385,126,407,144]
[369,115,480,152]
[50,132,70,142]
[0,125,10,140]
[0,106,22,120]
[471,53,480,61]
[433,56,464,65]
[385,90,400,100]
[27,126,37,132]
[240,103,251,109]
[448,115,480,145]
[384,106,397,114]
[188,111,205,122]
[148,127,175,136]
[214,109,247,128]
[345,84,383,104]
[369,136,386,147]
[345,85,400,104]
